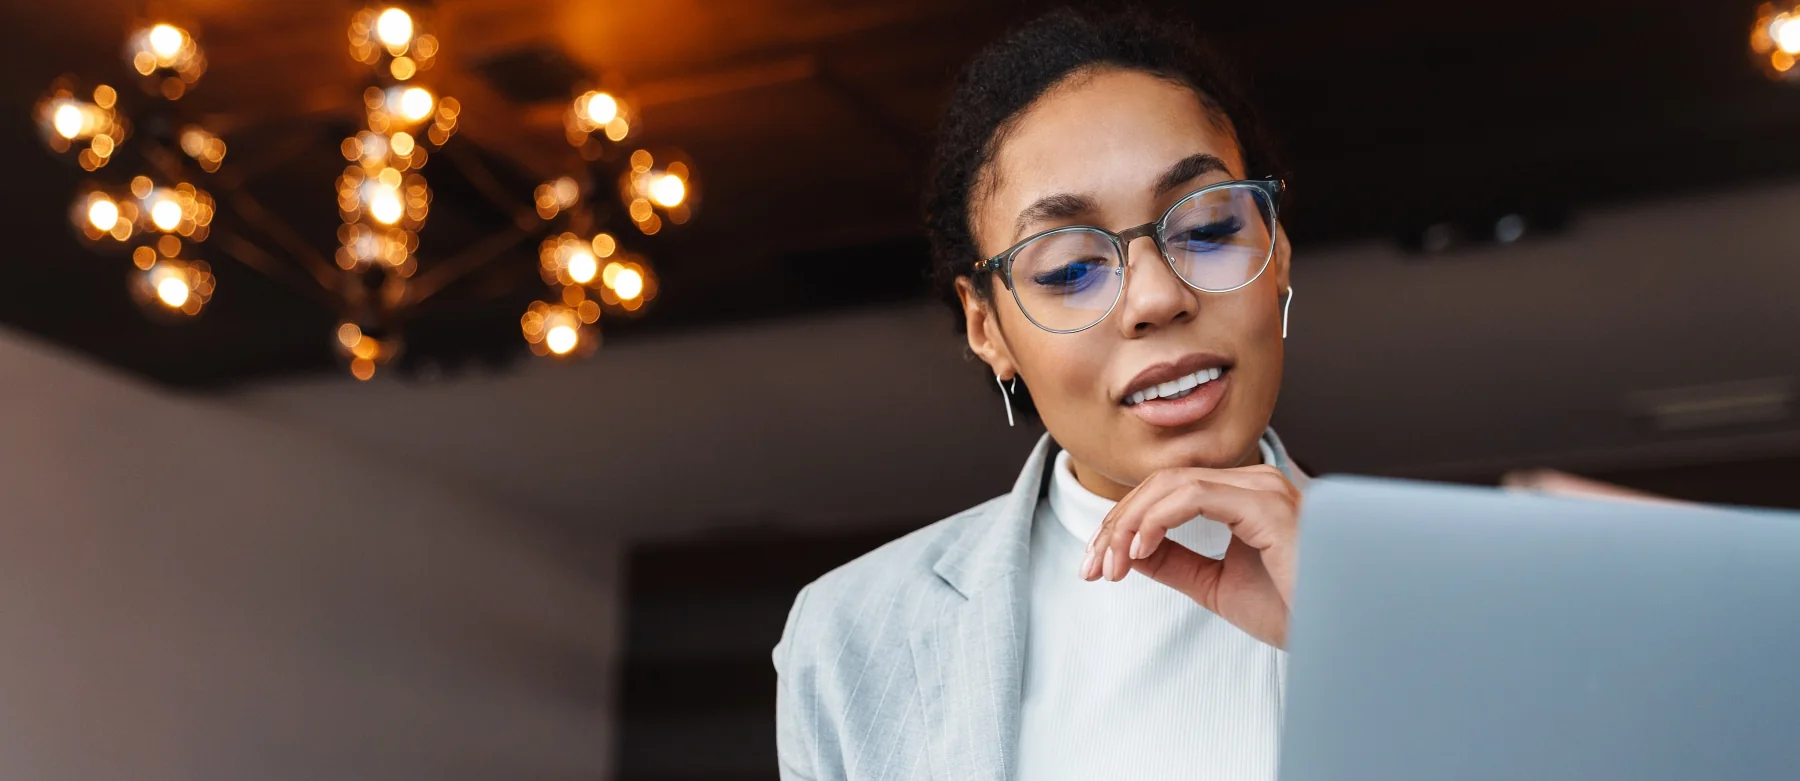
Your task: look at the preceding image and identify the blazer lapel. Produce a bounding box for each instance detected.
[910,436,1050,781]
[910,573,1026,781]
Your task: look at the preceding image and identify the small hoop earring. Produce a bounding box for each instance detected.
[996,374,1016,428]
[1280,285,1295,339]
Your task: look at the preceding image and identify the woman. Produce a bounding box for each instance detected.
[775,8,1303,780]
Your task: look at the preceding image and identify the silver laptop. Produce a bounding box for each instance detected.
[1280,476,1800,781]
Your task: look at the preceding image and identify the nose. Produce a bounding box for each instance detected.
[1114,234,1197,336]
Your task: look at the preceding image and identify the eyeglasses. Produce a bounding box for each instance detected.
[973,178,1283,334]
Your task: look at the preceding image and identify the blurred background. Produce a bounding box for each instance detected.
[2,0,1797,779]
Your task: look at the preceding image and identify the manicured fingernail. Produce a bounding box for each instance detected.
[1130,533,1144,560]
[1079,549,1095,579]
[1103,548,1117,581]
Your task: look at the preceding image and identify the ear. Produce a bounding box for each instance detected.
[1272,221,1292,294]
[956,276,1018,379]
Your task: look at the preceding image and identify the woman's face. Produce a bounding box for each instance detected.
[960,67,1290,498]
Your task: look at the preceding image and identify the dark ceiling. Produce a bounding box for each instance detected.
[3,0,1795,389]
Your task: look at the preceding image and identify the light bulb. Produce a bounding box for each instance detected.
[148,24,183,60]
[156,275,191,308]
[150,197,183,231]
[52,103,83,139]
[584,92,618,124]
[648,173,686,207]
[614,267,645,300]
[546,324,578,355]
[398,87,434,122]
[369,184,404,224]
[87,198,119,231]
[1779,16,1800,55]
[376,8,414,48]
[567,249,598,284]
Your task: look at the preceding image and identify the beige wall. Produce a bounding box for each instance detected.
[0,331,620,781]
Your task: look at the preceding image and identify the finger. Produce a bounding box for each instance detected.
[1120,468,1296,565]
[1156,480,1298,552]
[1128,537,1224,612]
[1099,472,1193,581]
[1084,471,1173,580]
[1130,477,1296,563]
[1082,474,1159,579]
[1088,466,1298,581]
[1173,465,1297,497]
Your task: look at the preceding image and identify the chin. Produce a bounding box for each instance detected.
[1145,419,1262,470]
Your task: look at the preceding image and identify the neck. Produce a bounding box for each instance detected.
[1067,438,1266,502]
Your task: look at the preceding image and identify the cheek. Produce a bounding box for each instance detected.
[1010,328,1113,414]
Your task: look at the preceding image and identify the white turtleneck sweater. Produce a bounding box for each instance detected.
[1016,444,1287,781]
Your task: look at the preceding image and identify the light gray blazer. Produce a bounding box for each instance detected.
[773,431,1308,781]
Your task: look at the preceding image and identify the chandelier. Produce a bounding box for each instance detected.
[34,6,693,380]
[1752,3,1800,79]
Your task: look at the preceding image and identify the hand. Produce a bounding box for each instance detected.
[1080,464,1300,649]
[1501,469,1680,505]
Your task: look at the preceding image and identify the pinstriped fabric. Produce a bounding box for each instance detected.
[773,431,1308,781]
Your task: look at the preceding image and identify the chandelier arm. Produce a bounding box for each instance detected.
[403,225,536,307]
[441,142,544,231]
[219,187,342,292]
[215,234,343,309]
[210,127,319,191]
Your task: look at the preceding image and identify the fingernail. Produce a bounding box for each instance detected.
[1103,548,1117,581]
[1130,533,1143,560]
[1079,549,1095,579]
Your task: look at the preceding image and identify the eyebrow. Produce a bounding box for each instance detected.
[1011,193,1096,241]
[1009,153,1234,241]
[1154,153,1231,196]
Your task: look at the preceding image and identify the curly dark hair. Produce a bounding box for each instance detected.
[922,5,1282,419]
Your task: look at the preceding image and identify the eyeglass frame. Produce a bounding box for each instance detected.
[971,177,1285,334]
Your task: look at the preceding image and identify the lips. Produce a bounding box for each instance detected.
[1118,353,1234,429]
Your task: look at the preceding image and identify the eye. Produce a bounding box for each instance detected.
[1029,259,1109,293]
[1167,216,1244,251]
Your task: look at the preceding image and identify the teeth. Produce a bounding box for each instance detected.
[1126,367,1226,406]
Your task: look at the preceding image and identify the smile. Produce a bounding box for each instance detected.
[1125,367,1224,406]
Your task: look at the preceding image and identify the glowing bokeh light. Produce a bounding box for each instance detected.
[567,249,598,284]
[546,324,578,355]
[584,92,618,124]
[649,173,686,207]
[52,103,83,139]
[614,267,645,300]
[1780,16,1800,54]
[87,198,119,231]
[149,24,184,59]
[150,197,182,231]
[156,275,191,308]
[369,183,404,224]
[398,87,434,122]
[376,8,414,48]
